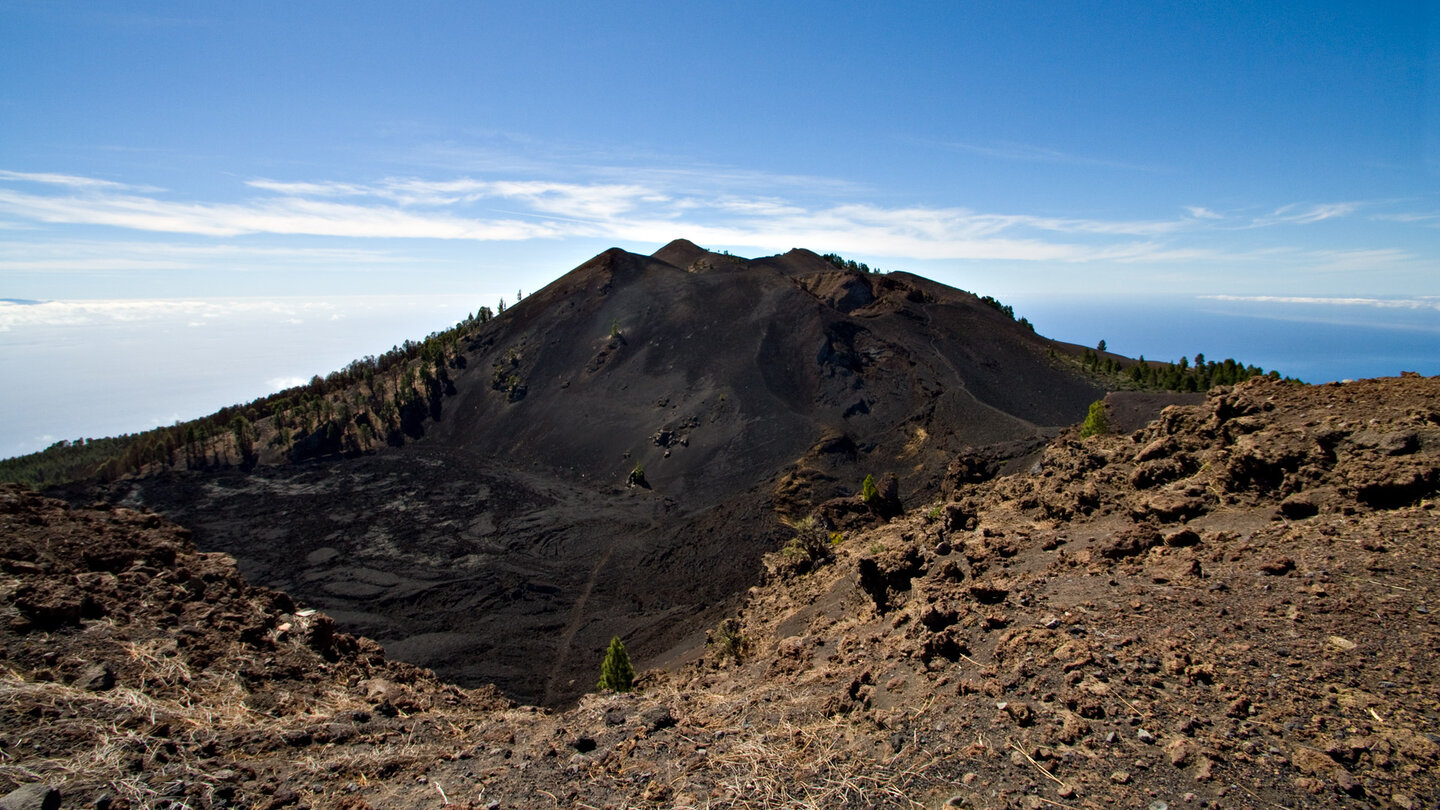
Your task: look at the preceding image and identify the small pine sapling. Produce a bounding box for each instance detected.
[861,474,881,508]
[597,636,635,692]
[1079,399,1110,439]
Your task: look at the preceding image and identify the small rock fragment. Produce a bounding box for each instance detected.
[1163,528,1201,547]
[641,705,676,732]
[0,784,60,810]
[76,663,115,692]
[1259,557,1296,576]
[1165,738,1192,766]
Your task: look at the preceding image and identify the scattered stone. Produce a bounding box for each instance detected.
[0,784,59,810]
[259,790,299,810]
[1278,493,1320,519]
[1002,701,1035,726]
[1163,528,1201,547]
[1334,768,1363,797]
[76,663,114,692]
[1100,525,1163,559]
[1289,746,1338,777]
[279,729,312,747]
[968,583,1009,604]
[1259,557,1296,576]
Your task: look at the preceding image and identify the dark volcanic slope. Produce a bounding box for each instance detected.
[115,241,1107,706]
[439,242,1100,503]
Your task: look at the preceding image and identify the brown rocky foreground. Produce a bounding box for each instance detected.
[2,375,1438,809]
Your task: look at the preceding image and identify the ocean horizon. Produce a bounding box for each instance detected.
[1,293,1435,461]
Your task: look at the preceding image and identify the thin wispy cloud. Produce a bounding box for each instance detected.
[0,187,573,241]
[1201,294,1440,311]
[917,139,1156,172]
[0,169,157,192]
[0,240,412,272]
[1250,202,1361,227]
[1298,248,1421,274]
[266,376,309,390]
[1373,211,1440,226]
[0,295,469,332]
[410,140,865,199]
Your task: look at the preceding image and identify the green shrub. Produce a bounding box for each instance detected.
[597,636,635,692]
[1079,400,1109,439]
[781,516,836,574]
[860,474,881,507]
[707,618,749,664]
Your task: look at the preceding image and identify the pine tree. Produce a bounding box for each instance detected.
[597,636,635,692]
[860,474,881,508]
[1079,400,1109,439]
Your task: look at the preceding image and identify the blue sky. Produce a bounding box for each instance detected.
[1,1,1438,454]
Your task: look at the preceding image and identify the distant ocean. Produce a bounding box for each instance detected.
[0,293,1435,460]
[1013,295,1439,385]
